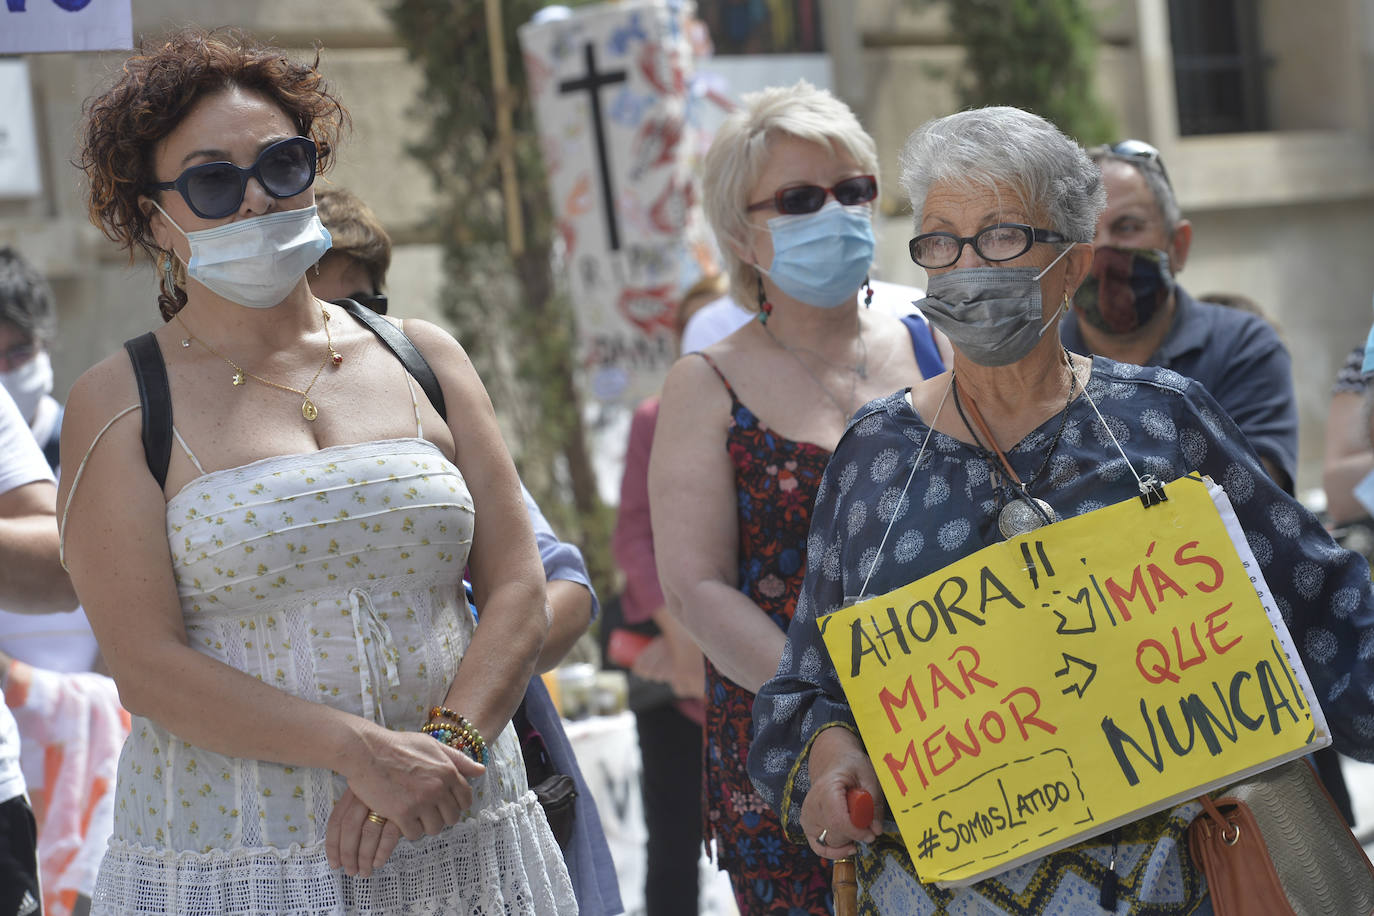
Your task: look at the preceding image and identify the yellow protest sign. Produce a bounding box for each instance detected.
[817,475,1327,886]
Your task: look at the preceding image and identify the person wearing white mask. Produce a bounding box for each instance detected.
[0,249,100,678]
[649,80,950,915]
[0,248,100,669]
[0,249,61,469]
[62,28,573,915]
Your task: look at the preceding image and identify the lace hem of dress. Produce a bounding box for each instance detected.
[91,792,575,916]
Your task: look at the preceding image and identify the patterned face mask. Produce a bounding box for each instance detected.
[1072,246,1174,334]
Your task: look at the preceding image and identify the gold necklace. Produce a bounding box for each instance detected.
[175,307,343,422]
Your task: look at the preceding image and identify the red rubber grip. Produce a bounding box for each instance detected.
[847,787,874,830]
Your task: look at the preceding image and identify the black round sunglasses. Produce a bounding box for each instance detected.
[148,136,318,220]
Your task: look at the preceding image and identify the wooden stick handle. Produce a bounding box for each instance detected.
[833,857,858,916]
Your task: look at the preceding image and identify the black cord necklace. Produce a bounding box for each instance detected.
[951,351,1080,538]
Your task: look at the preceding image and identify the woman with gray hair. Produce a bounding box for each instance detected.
[748,106,1374,913]
[649,80,947,914]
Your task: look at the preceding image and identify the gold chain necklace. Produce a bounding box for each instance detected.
[174,307,342,422]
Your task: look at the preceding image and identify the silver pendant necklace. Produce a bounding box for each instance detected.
[951,352,1079,539]
[852,356,1166,604]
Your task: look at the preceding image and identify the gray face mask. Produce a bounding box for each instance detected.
[915,244,1072,367]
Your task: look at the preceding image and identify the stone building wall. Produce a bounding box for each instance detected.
[4,0,1372,496]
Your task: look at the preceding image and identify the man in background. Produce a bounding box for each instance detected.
[1063,140,1353,821]
[1063,140,1298,493]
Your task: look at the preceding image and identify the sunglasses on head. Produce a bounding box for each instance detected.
[149,136,318,220]
[747,174,878,215]
[1094,139,1173,191]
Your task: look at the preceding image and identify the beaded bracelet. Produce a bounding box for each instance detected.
[422,721,488,765]
[422,710,489,766]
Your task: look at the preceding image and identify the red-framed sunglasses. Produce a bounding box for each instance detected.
[747,174,878,215]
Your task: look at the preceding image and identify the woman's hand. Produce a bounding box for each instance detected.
[800,726,885,859]
[337,728,485,846]
[325,787,403,877]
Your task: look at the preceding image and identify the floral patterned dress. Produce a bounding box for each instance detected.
[697,353,834,915]
[87,438,574,916]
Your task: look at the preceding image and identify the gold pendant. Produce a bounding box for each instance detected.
[232,370,245,386]
[302,398,318,421]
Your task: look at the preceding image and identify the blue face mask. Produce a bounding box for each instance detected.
[759,200,875,308]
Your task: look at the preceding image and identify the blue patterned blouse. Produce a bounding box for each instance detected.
[748,356,1374,914]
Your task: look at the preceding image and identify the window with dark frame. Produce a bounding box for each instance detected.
[1167,0,1268,135]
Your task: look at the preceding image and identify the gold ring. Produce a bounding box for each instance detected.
[366,811,387,826]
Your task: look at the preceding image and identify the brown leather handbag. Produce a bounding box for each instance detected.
[1188,758,1374,915]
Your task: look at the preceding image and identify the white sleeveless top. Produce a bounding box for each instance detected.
[88,438,574,915]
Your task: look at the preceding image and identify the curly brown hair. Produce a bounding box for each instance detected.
[77,27,349,319]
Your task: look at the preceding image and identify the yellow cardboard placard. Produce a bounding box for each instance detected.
[817,476,1327,886]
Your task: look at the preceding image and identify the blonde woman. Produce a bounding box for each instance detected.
[649,81,948,915]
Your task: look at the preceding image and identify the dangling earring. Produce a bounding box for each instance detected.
[313,262,321,278]
[863,275,874,308]
[756,273,772,325]
[162,253,175,290]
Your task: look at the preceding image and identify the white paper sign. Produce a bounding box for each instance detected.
[0,0,132,54]
[0,61,42,198]
[519,0,714,406]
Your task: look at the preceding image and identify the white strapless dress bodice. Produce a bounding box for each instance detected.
[91,439,574,915]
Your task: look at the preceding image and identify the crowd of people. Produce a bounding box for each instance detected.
[3,23,1374,916]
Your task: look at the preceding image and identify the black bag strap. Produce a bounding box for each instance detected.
[123,332,173,489]
[335,298,447,422]
[511,697,556,782]
[124,302,447,486]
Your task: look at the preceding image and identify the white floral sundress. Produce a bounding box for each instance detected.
[88,437,574,915]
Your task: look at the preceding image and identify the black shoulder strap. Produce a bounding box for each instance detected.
[123,332,173,489]
[335,298,448,422]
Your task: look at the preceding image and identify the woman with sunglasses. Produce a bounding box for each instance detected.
[648,81,949,915]
[59,29,573,914]
[747,106,1374,915]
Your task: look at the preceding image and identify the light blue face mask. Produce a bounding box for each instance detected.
[759,200,875,308]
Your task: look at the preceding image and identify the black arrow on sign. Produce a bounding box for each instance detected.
[1055,653,1098,698]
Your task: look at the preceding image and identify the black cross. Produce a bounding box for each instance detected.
[559,43,627,251]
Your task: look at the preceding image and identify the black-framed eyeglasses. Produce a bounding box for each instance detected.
[1092,139,1173,191]
[909,223,1068,269]
[336,292,388,316]
[148,136,318,220]
[747,174,878,215]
